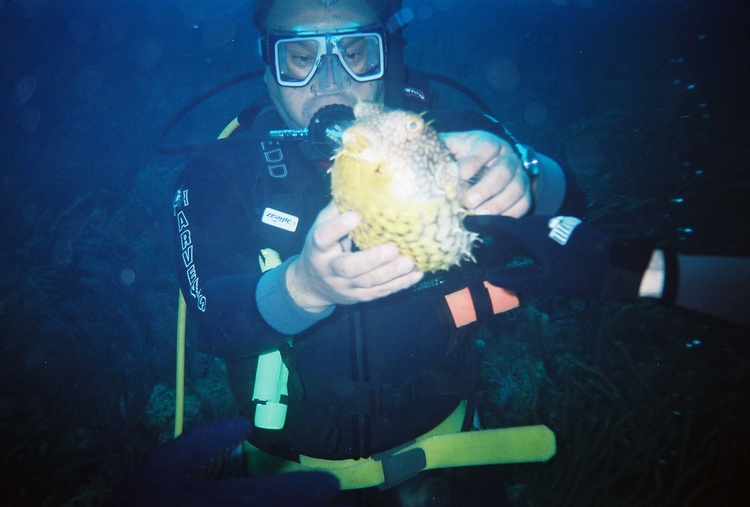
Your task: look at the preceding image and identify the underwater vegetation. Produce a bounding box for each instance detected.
[428,21,750,501]
[471,51,750,504]
[477,298,750,506]
[0,162,236,505]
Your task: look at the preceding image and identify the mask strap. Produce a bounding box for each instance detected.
[385,8,414,33]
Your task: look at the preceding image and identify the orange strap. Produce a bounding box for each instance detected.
[444,282,520,327]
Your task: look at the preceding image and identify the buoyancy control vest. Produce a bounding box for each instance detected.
[173,81,557,484]
[211,103,483,462]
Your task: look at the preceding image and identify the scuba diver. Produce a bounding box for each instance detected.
[174,0,575,487]
[113,0,750,505]
[168,0,575,503]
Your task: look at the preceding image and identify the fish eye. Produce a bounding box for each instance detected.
[405,118,423,133]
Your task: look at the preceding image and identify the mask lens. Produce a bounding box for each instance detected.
[272,29,384,87]
[335,34,383,80]
[275,38,322,85]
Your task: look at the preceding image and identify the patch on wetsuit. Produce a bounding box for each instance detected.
[262,207,299,232]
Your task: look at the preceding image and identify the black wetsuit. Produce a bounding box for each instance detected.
[173,97,583,462]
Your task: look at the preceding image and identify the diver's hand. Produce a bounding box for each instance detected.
[287,201,423,312]
[465,215,658,301]
[442,130,532,217]
[111,417,339,507]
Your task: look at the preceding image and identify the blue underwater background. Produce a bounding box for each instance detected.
[1,0,750,505]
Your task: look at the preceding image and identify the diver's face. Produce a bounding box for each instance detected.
[265,0,385,129]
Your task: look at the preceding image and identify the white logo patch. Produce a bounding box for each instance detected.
[262,207,299,232]
[547,216,582,246]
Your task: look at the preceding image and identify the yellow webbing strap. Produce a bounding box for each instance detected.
[259,248,283,272]
[243,401,556,490]
[244,426,556,490]
[218,117,241,140]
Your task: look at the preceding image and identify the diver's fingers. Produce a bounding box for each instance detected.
[472,186,531,217]
[331,242,398,278]
[342,256,423,301]
[352,267,424,300]
[441,130,497,158]
[311,202,361,252]
[466,164,531,216]
[330,244,422,295]
[442,131,505,180]
[462,159,513,210]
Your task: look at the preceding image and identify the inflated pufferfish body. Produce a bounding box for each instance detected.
[330,102,478,272]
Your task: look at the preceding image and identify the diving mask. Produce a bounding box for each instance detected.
[260,24,385,87]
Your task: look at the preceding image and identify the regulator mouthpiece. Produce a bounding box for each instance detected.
[268,104,355,159]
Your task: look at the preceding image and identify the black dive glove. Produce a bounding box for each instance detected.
[464,215,659,302]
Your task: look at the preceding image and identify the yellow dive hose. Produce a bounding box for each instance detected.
[174,292,187,437]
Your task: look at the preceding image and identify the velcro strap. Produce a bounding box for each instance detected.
[444,282,520,327]
[468,284,493,322]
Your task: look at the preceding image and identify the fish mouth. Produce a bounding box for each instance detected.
[341,128,372,154]
[338,127,389,168]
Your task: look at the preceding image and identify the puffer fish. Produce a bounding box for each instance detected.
[330,102,478,272]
